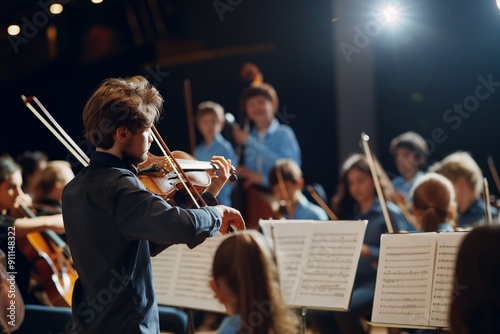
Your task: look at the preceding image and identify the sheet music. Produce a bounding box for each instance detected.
[429,232,466,327]
[151,237,226,313]
[372,233,437,326]
[272,220,367,310]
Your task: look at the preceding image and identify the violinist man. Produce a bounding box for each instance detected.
[62,75,245,334]
[0,155,72,334]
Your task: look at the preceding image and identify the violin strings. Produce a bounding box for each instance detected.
[150,128,201,208]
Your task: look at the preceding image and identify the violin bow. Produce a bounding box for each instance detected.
[183,79,197,154]
[487,155,500,197]
[275,167,294,219]
[306,185,338,220]
[22,95,90,167]
[361,133,396,233]
[151,125,207,208]
[361,133,421,231]
[483,178,492,225]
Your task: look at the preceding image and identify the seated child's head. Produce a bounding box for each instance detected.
[195,101,225,140]
[410,172,457,232]
[34,160,75,203]
[389,131,428,179]
[210,231,296,333]
[0,156,22,211]
[268,159,303,204]
[240,83,279,125]
[429,151,483,199]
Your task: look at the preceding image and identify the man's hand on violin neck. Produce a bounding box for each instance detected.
[214,205,246,233]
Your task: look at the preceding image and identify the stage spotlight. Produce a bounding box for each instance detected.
[50,4,63,14]
[7,25,20,36]
[497,0,500,10]
[91,0,104,3]
[381,5,400,24]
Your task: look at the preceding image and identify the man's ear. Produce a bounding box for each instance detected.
[115,126,130,144]
[297,179,304,191]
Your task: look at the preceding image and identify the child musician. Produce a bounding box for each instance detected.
[410,172,457,232]
[389,131,428,200]
[232,83,301,188]
[429,151,498,228]
[193,101,237,206]
[268,159,328,220]
[210,231,297,334]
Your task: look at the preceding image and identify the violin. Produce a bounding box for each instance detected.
[138,151,218,201]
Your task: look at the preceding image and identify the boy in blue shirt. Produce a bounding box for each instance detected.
[268,159,328,220]
[193,101,237,206]
[232,83,301,188]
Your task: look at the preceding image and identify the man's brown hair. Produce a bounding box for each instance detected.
[83,76,163,149]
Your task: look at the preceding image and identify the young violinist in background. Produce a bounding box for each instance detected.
[193,101,237,206]
[268,159,328,220]
[232,83,301,188]
[210,230,297,334]
[33,160,74,215]
[429,151,498,228]
[62,75,245,334]
[389,131,428,200]
[0,155,71,333]
[410,172,457,232]
[15,150,48,199]
[309,153,414,334]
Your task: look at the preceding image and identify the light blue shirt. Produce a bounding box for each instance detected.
[392,170,425,199]
[217,314,241,334]
[245,118,301,187]
[438,222,455,232]
[193,134,237,206]
[283,194,329,220]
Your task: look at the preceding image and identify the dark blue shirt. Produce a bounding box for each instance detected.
[457,198,499,228]
[62,152,222,334]
[347,199,414,284]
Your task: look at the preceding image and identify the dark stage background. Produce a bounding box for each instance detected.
[1,0,500,199]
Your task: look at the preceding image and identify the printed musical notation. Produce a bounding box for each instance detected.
[270,220,367,310]
[371,232,467,328]
[151,237,226,313]
[372,233,436,326]
[429,233,466,327]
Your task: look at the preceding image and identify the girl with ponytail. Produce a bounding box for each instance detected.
[410,172,457,232]
[210,231,297,334]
